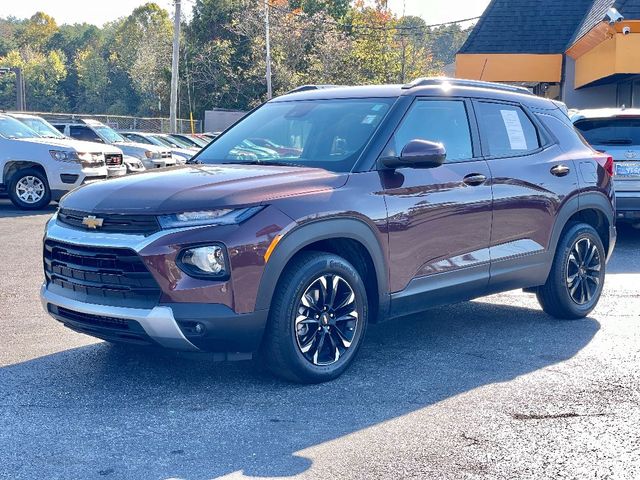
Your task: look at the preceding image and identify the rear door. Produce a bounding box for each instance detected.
[382,98,493,314]
[473,100,580,290]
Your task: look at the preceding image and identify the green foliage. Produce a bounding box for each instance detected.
[0,48,69,111]
[0,1,471,116]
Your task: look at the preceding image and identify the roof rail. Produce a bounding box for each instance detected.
[286,84,342,94]
[402,77,534,95]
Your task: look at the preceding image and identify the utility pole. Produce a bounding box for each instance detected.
[169,0,181,133]
[13,68,25,111]
[265,0,272,99]
[0,67,25,110]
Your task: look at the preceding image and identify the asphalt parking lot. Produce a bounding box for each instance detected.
[1,199,639,480]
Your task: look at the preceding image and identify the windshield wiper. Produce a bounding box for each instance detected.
[222,160,306,168]
[599,138,633,145]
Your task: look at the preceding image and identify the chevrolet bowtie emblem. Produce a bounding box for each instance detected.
[82,215,104,229]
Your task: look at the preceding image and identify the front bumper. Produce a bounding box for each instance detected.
[40,214,275,354]
[106,165,127,177]
[41,284,268,353]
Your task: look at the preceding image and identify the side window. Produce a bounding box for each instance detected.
[475,102,540,157]
[52,125,65,133]
[70,126,100,142]
[387,100,474,162]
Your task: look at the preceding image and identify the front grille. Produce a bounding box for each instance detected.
[57,209,160,235]
[105,153,123,166]
[44,240,161,305]
[47,304,153,345]
[49,305,129,330]
[161,151,171,158]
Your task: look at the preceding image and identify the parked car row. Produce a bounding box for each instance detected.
[0,113,210,209]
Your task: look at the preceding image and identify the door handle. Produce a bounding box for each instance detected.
[550,164,571,177]
[462,173,487,186]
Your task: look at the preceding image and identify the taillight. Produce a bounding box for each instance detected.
[595,155,614,176]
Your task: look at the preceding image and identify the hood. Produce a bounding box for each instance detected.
[171,148,194,157]
[40,138,123,155]
[112,141,167,157]
[60,164,348,214]
[12,136,100,152]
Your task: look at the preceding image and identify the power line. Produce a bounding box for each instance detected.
[267,3,479,33]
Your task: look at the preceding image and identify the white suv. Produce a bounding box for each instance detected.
[0,114,108,209]
[9,113,127,178]
[53,119,176,170]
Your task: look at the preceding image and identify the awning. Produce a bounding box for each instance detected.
[568,22,640,88]
[455,54,563,83]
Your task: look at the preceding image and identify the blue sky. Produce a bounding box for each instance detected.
[2,0,491,26]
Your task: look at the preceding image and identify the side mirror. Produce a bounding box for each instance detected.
[381,139,446,169]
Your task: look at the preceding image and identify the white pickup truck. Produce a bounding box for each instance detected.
[9,113,128,178]
[0,114,108,209]
[52,119,176,170]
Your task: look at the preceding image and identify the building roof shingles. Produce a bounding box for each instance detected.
[459,0,640,55]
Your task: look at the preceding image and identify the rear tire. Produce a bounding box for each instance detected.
[536,223,605,319]
[261,251,368,383]
[8,168,51,210]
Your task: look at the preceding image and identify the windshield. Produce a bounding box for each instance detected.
[183,135,208,147]
[94,125,127,143]
[17,116,66,139]
[196,98,393,172]
[162,135,192,148]
[150,135,174,147]
[0,116,40,139]
[574,117,640,146]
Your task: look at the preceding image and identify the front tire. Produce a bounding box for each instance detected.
[537,223,606,319]
[8,168,51,210]
[262,251,368,383]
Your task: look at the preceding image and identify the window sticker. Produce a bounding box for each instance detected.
[371,104,385,112]
[361,114,378,124]
[500,109,528,150]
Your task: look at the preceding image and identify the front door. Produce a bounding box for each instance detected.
[382,98,494,316]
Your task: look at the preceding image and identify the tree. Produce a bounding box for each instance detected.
[428,24,471,67]
[0,48,68,111]
[109,3,173,115]
[16,12,58,51]
[287,0,350,20]
[75,47,109,112]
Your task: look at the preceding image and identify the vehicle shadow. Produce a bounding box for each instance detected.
[608,222,640,274]
[0,199,56,218]
[0,301,599,479]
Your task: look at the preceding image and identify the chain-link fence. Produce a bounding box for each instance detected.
[25,111,202,134]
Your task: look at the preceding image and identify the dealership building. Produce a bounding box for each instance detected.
[455,0,640,109]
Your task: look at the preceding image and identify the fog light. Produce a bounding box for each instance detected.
[178,244,228,279]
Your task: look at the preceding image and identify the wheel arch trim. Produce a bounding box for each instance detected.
[550,191,615,262]
[254,217,389,315]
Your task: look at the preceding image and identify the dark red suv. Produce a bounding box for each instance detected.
[41,78,616,383]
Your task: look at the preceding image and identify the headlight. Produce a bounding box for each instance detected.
[50,150,80,162]
[157,206,263,229]
[178,244,228,278]
[144,150,161,159]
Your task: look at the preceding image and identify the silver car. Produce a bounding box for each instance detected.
[572,108,640,226]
